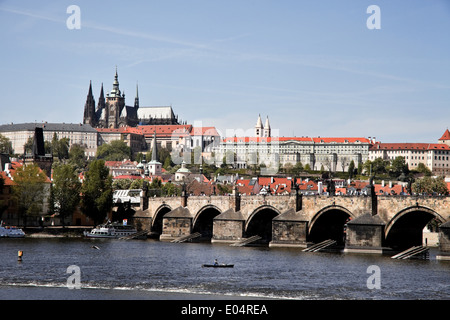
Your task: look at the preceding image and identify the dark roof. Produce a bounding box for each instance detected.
[347,213,385,225]
[0,122,97,133]
[214,209,245,221]
[164,206,192,218]
[273,208,308,221]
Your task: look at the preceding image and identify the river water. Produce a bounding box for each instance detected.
[0,238,448,300]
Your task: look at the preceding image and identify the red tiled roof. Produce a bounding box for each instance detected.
[113,175,142,180]
[191,127,220,136]
[0,171,13,186]
[311,137,371,144]
[104,160,137,167]
[137,125,192,137]
[370,143,450,151]
[96,126,143,135]
[223,136,371,144]
[3,161,51,184]
[439,129,450,141]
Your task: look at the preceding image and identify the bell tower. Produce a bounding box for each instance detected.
[105,67,125,128]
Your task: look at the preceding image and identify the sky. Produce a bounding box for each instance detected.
[1,0,450,143]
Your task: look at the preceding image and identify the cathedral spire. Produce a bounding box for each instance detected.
[110,66,121,97]
[134,82,139,109]
[83,81,96,126]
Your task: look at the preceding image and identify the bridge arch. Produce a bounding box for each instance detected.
[151,204,172,235]
[192,205,222,239]
[308,205,354,245]
[245,205,281,243]
[385,205,445,250]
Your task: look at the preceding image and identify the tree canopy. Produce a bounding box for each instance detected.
[50,163,81,226]
[80,160,113,225]
[11,164,49,226]
[96,140,131,161]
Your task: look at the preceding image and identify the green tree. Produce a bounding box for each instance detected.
[12,164,48,226]
[416,163,432,176]
[357,162,363,175]
[348,160,355,179]
[130,179,144,189]
[0,134,13,155]
[51,133,70,160]
[96,140,131,161]
[412,176,448,195]
[389,156,409,178]
[81,160,113,225]
[68,144,87,170]
[162,181,180,196]
[292,162,304,175]
[51,163,81,226]
[23,137,33,154]
[113,179,133,190]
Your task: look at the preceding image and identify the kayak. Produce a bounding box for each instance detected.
[202,264,234,268]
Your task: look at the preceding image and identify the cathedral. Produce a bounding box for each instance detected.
[83,68,180,128]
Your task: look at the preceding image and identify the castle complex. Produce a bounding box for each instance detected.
[83,68,180,129]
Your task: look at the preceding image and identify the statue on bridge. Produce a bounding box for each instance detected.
[327,179,335,197]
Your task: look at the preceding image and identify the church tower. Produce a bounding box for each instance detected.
[83,81,97,126]
[255,114,263,138]
[263,116,271,137]
[148,132,162,176]
[105,67,125,128]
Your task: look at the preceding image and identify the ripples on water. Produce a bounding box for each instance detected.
[0,238,448,300]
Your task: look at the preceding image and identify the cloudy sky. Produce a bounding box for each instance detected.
[1,0,449,142]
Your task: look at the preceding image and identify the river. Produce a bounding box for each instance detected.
[0,238,448,300]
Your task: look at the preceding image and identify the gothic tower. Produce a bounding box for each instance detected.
[96,83,107,128]
[83,81,97,126]
[134,83,139,109]
[105,67,125,128]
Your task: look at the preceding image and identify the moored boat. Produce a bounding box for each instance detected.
[0,225,25,238]
[83,221,137,239]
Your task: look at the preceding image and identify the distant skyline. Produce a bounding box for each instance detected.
[1,1,449,143]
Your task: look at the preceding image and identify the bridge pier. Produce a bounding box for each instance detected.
[437,221,450,260]
[344,213,386,254]
[269,208,308,248]
[160,207,193,242]
[211,209,245,244]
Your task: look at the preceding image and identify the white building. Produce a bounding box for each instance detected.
[369,130,450,176]
[0,122,98,158]
[214,115,373,172]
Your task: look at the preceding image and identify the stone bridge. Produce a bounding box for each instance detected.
[132,189,450,259]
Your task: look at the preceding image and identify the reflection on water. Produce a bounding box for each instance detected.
[0,238,448,300]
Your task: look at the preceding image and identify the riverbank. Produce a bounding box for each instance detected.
[23,226,92,238]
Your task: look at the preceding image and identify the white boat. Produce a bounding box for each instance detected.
[83,222,137,239]
[0,226,25,238]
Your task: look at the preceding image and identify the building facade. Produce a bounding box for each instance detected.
[215,116,372,172]
[0,122,99,157]
[369,129,450,176]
